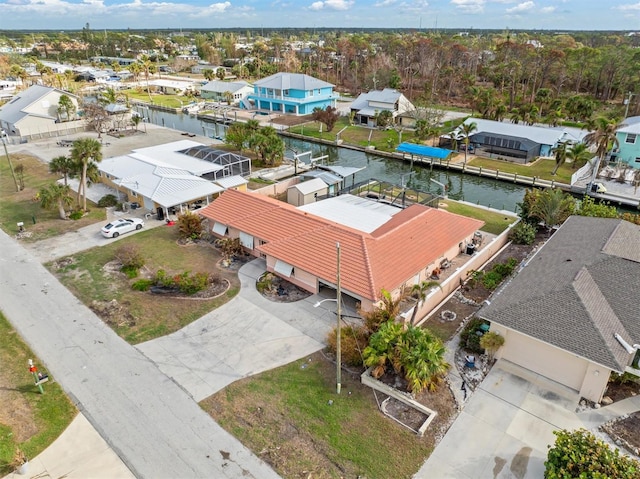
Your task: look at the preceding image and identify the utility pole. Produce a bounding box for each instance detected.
[624,92,635,119]
[336,242,341,395]
[1,131,19,192]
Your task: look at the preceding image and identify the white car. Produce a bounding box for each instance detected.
[101,218,144,238]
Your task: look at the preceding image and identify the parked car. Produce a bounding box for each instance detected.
[101,218,144,238]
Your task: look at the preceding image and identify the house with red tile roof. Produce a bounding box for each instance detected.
[199,189,484,312]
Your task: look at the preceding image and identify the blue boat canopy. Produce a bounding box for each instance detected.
[396,142,453,159]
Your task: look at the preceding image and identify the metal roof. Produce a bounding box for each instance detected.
[214,175,248,189]
[291,178,327,195]
[351,88,403,111]
[99,156,223,208]
[457,118,567,146]
[318,165,365,178]
[0,85,65,126]
[131,141,223,176]
[299,169,342,185]
[253,72,333,91]
[396,143,453,159]
[298,194,401,233]
[201,80,251,93]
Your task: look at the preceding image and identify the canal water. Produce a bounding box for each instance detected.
[136,107,528,212]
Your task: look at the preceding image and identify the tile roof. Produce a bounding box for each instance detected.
[478,216,640,372]
[199,189,483,301]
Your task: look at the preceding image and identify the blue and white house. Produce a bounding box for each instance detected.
[611,116,640,169]
[245,72,338,115]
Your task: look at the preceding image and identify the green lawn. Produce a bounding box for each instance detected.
[0,311,76,476]
[121,89,193,109]
[201,354,439,479]
[49,226,239,344]
[0,154,105,241]
[439,199,517,235]
[289,119,421,153]
[468,156,575,184]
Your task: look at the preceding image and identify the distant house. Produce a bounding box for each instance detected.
[441,118,586,163]
[191,64,225,75]
[149,79,196,95]
[245,72,338,115]
[350,88,415,127]
[201,80,253,104]
[610,116,640,169]
[0,85,80,137]
[478,216,640,403]
[199,189,484,312]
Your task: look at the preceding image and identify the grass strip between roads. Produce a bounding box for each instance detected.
[0,312,76,475]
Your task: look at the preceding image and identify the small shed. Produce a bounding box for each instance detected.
[287,178,328,206]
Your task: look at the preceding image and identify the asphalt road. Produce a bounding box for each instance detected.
[0,229,280,479]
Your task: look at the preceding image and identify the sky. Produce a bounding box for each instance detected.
[0,0,638,32]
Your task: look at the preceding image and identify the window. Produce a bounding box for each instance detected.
[309,90,314,97]
[283,89,289,96]
[130,190,137,197]
[635,157,640,163]
[626,133,637,144]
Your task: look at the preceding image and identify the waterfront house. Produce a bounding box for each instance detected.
[441,118,585,163]
[199,189,484,313]
[611,116,640,169]
[350,88,415,127]
[98,140,250,219]
[478,216,640,403]
[245,72,338,115]
[201,80,253,105]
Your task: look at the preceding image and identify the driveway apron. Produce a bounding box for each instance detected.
[0,230,280,479]
[415,360,583,479]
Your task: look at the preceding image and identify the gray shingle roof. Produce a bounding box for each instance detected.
[478,216,640,372]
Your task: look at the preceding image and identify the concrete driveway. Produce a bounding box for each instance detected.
[136,258,336,401]
[415,360,584,479]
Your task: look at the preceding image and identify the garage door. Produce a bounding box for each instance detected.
[500,331,588,391]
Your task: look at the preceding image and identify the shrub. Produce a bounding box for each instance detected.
[481,271,502,290]
[116,244,144,271]
[177,211,203,240]
[545,429,640,478]
[327,325,368,367]
[176,271,210,295]
[154,269,174,288]
[461,318,488,354]
[97,194,118,207]
[132,279,154,291]
[69,211,83,220]
[509,221,537,245]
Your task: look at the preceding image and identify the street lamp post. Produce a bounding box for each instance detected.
[1,130,20,192]
[314,242,342,394]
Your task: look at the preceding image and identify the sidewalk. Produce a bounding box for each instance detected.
[3,413,134,479]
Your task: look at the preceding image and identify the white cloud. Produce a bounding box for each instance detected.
[506,1,534,13]
[450,0,485,14]
[616,2,640,10]
[308,0,353,10]
[375,0,398,6]
[540,5,555,13]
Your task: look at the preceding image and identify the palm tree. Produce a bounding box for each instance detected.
[39,183,74,220]
[223,91,233,105]
[409,280,441,326]
[566,143,593,170]
[397,327,449,393]
[49,155,75,185]
[583,117,622,180]
[57,94,76,122]
[460,121,477,166]
[551,141,569,175]
[529,188,575,232]
[70,138,102,211]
